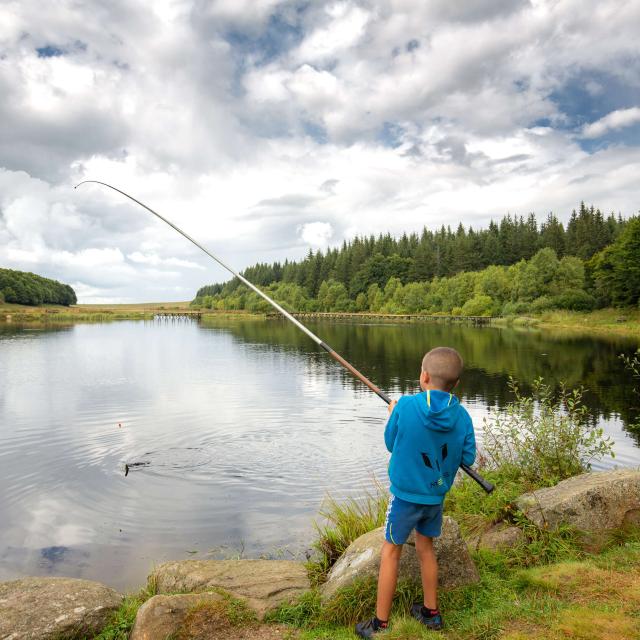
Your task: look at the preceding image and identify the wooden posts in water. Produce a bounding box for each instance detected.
[264,311,494,326]
[153,311,203,320]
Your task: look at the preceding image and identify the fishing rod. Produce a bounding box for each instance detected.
[75,180,494,494]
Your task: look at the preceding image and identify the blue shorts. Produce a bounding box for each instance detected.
[384,495,443,545]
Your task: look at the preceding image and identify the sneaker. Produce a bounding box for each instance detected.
[410,603,443,630]
[355,617,386,638]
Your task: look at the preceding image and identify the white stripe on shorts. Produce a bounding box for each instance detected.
[384,494,394,533]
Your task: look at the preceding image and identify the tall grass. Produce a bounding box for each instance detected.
[306,486,389,585]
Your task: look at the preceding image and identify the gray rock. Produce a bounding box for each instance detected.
[320,516,479,600]
[468,523,525,551]
[516,469,640,532]
[150,559,309,617]
[0,577,122,640]
[130,593,225,640]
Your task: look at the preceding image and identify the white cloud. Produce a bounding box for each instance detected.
[295,3,371,63]
[127,251,204,269]
[582,107,640,139]
[299,221,334,246]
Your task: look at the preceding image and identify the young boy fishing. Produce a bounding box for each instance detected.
[355,347,476,637]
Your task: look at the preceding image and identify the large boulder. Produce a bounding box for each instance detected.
[320,516,479,600]
[0,577,122,639]
[130,593,226,640]
[150,559,309,617]
[516,469,640,532]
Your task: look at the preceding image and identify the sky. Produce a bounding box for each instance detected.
[1,0,639,303]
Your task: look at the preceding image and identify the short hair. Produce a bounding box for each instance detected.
[421,347,463,391]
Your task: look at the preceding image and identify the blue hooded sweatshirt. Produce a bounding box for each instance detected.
[384,389,476,505]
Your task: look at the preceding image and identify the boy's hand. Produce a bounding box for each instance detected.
[388,400,397,415]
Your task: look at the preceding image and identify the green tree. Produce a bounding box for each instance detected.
[317,279,351,311]
[590,217,640,306]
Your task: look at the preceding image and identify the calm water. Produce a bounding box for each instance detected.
[0,318,638,591]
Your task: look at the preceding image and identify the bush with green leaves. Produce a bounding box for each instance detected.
[461,294,495,316]
[482,378,614,486]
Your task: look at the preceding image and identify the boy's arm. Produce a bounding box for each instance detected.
[461,415,477,467]
[384,399,401,452]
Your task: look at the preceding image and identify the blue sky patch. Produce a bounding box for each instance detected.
[35,40,86,58]
[549,69,640,152]
[36,45,65,57]
[579,123,640,153]
[302,120,328,144]
[225,9,305,67]
[378,122,405,148]
[551,69,640,128]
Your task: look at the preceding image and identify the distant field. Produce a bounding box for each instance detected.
[0,301,193,321]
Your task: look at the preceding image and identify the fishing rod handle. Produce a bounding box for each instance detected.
[460,463,494,493]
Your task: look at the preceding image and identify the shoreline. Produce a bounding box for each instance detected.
[2,303,639,339]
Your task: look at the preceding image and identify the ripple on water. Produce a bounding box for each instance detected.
[123,447,213,476]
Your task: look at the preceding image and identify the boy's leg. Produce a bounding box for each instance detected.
[376,541,403,621]
[415,531,437,609]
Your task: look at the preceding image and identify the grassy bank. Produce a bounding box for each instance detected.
[493,307,640,337]
[268,537,640,639]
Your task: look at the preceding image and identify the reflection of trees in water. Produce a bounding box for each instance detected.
[201,318,640,445]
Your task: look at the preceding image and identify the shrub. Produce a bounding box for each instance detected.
[461,294,495,316]
[550,289,596,311]
[501,301,530,316]
[530,295,553,313]
[482,378,614,486]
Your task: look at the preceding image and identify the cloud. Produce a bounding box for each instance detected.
[299,221,333,246]
[127,251,205,269]
[582,107,640,139]
[294,3,371,63]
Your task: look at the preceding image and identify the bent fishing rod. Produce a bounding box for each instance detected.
[75,180,494,494]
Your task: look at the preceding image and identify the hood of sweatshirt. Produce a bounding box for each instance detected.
[415,389,460,432]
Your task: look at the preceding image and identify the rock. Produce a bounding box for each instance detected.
[130,593,225,640]
[150,559,309,617]
[516,469,640,532]
[468,523,525,551]
[0,576,122,640]
[320,516,479,600]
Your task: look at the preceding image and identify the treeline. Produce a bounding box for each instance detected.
[193,204,639,315]
[0,268,77,306]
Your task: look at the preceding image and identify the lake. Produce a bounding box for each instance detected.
[0,317,638,591]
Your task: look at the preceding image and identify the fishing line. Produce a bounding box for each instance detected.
[75,180,494,493]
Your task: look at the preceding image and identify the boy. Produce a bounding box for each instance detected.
[355,347,476,637]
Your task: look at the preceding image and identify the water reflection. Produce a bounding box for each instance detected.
[203,317,640,442]
[0,318,638,591]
